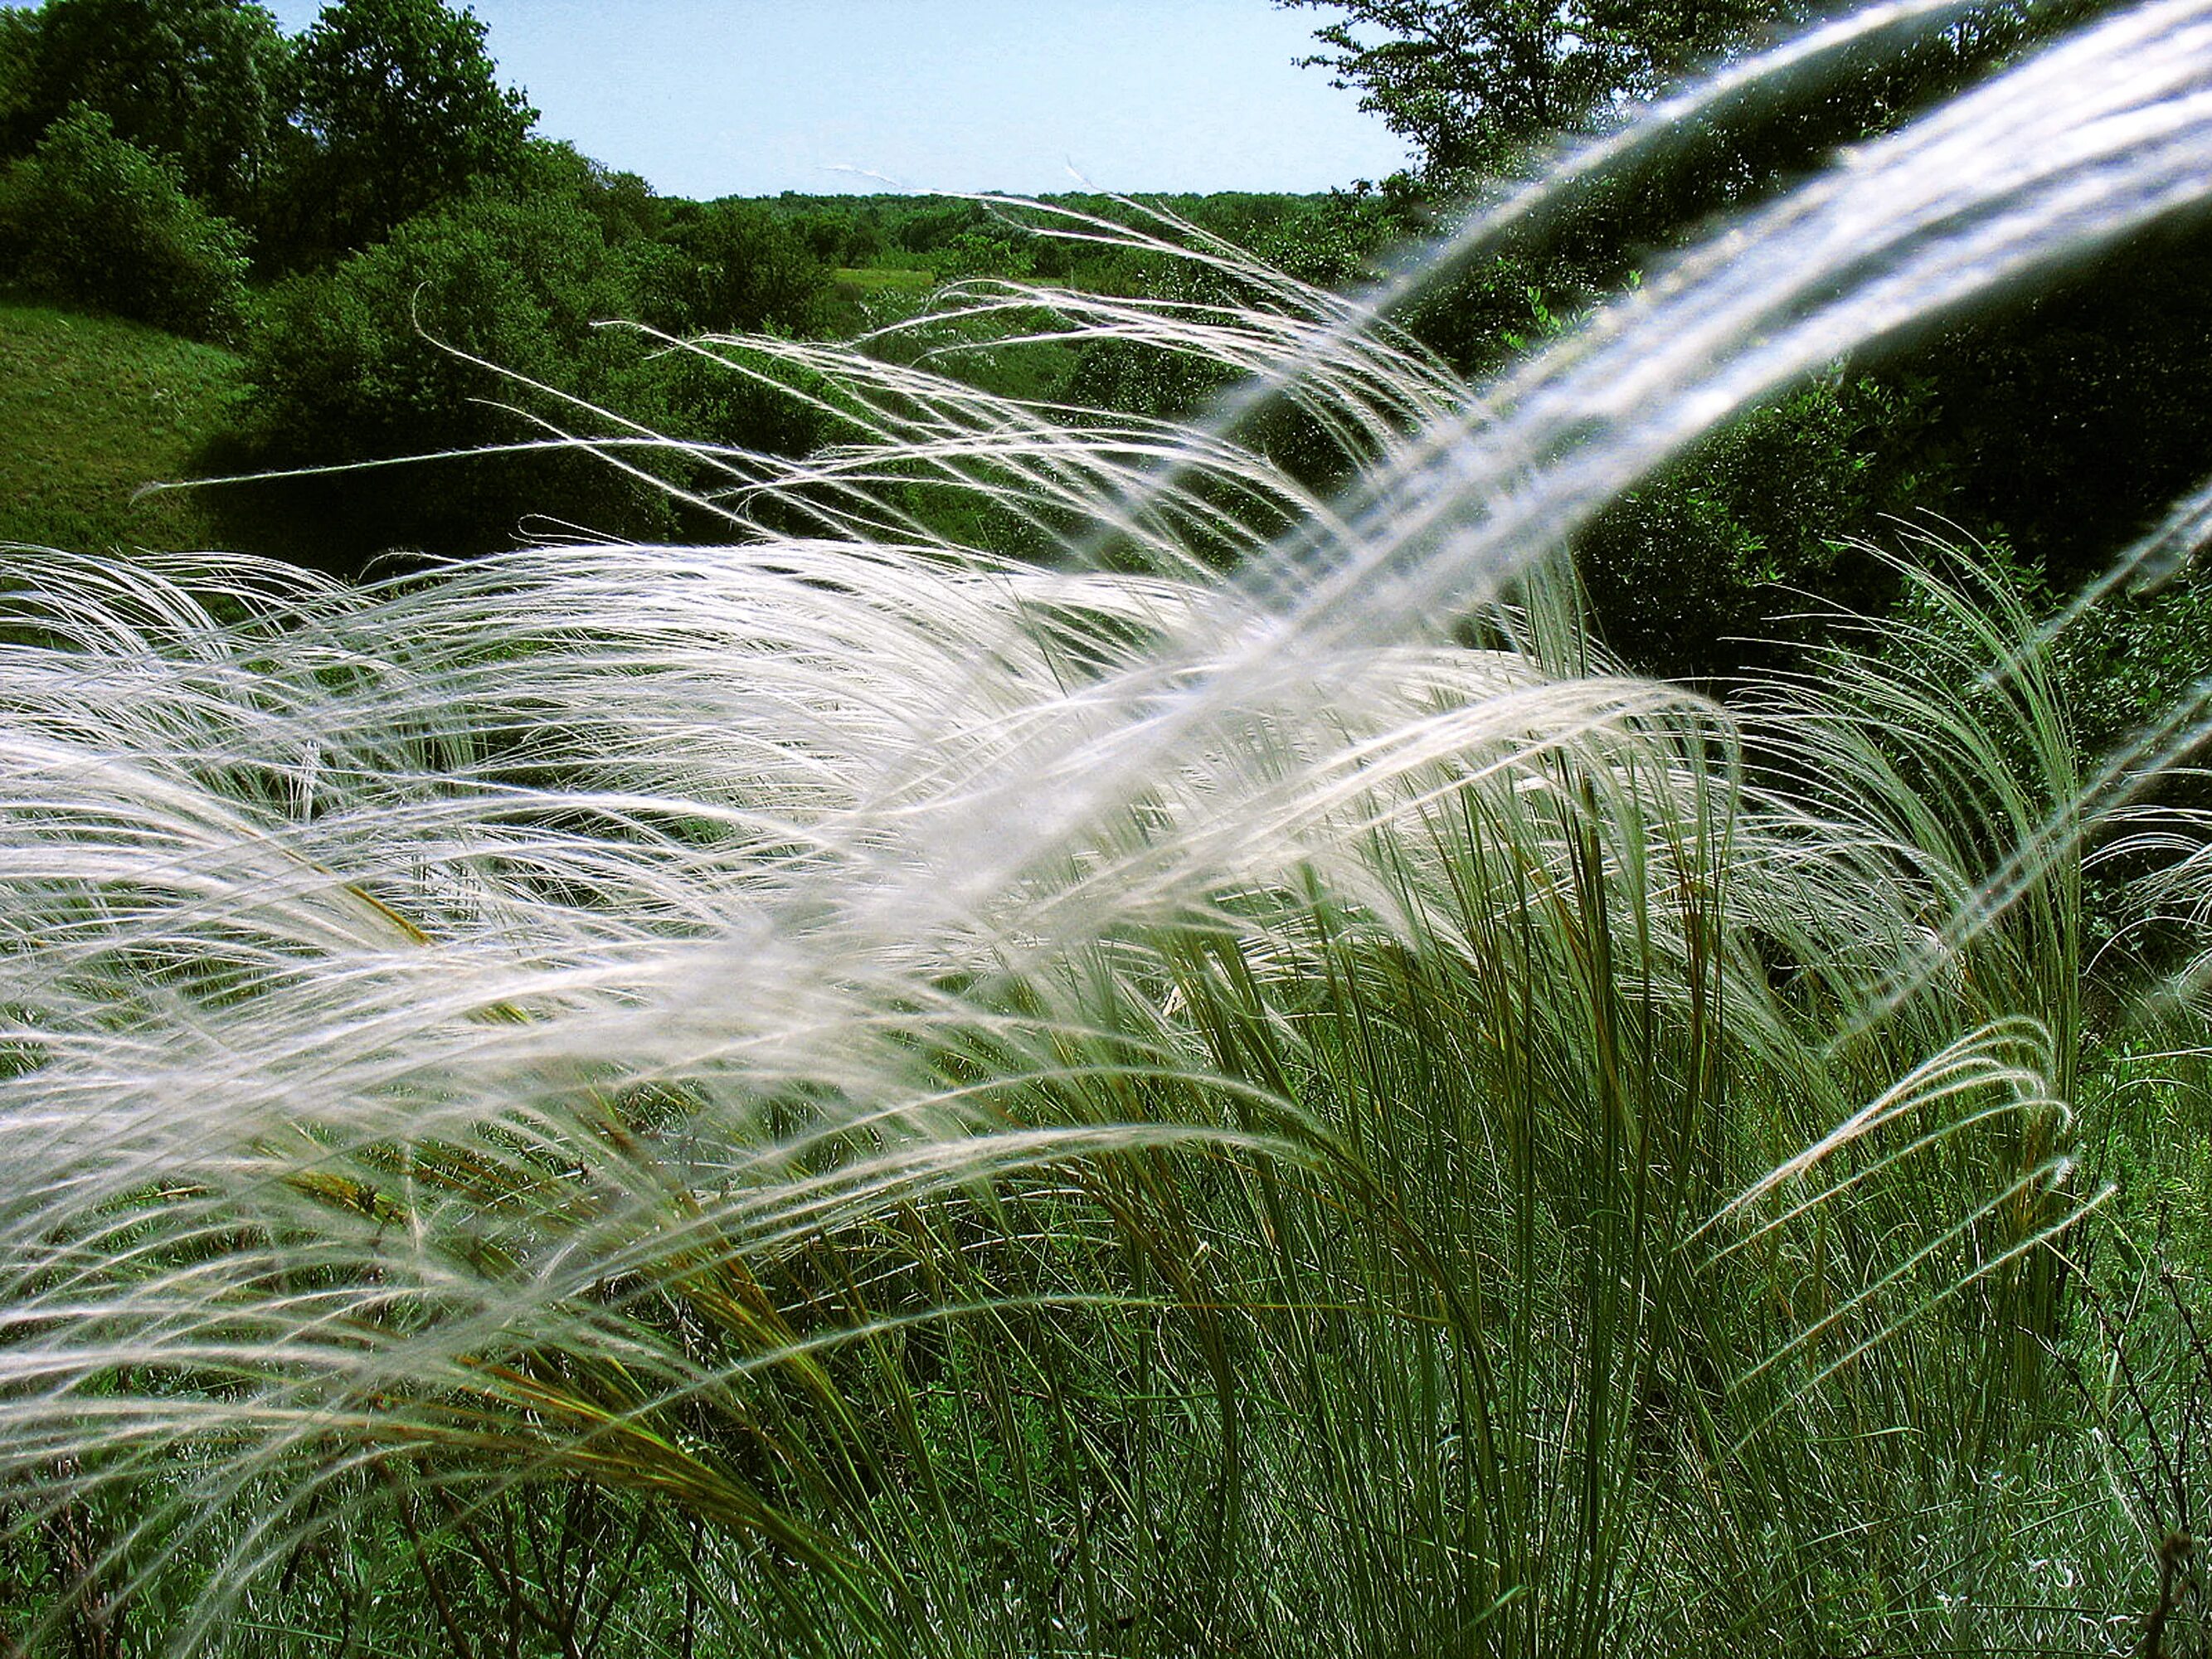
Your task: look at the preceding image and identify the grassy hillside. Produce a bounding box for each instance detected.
[0,298,244,557]
[832,265,934,295]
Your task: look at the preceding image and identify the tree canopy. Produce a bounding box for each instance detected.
[17,0,289,216]
[1278,0,2115,199]
[1278,0,1787,178]
[284,0,537,256]
[0,0,542,265]
[0,99,249,338]
[0,9,37,150]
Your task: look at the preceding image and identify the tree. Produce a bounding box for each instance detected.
[19,0,289,219]
[0,102,250,339]
[1279,0,1787,179]
[1278,0,2114,197]
[790,205,882,270]
[284,0,536,260]
[0,7,36,155]
[1278,0,2170,679]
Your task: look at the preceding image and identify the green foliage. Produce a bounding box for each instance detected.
[242,188,606,464]
[22,0,290,220]
[1276,0,2170,684]
[1281,0,2117,199]
[925,226,1038,283]
[792,204,882,268]
[878,195,991,259]
[0,6,36,155]
[1242,190,1407,288]
[228,167,835,564]
[282,0,537,260]
[1903,224,2212,596]
[1577,369,1944,675]
[1554,212,2212,685]
[232,176,661,557]
[640,197,831,335]
[1066,333,1232,429]
[2056,572,2212,764]
[1279,0,1791,178]
[0,103,249,340]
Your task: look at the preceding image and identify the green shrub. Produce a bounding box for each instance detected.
[634,197,829,336]
[1575,370,1944,676]
[230,177,838,564]
[231,181,668,559]
[243,192,602,463]
[0,102,248,341]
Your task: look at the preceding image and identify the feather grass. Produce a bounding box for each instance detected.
[9,2,2212,1652]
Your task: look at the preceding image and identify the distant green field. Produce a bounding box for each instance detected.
[834,265,936,294]
[0,299,245,557]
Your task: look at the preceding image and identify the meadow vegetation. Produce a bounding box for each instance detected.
[0,298,241,555]
[7,2,2212,1657]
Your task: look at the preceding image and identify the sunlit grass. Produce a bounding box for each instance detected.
[834,266,936,294]
[0,298,243,556]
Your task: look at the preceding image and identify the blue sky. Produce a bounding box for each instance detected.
[257,2,1413,198]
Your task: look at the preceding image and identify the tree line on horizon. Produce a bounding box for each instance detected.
[0,0,1408,563]
[0,0,2205,688]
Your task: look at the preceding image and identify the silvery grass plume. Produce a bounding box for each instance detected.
[6,2,2212,1653]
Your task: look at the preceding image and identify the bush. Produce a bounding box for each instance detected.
[228,176,838,564]
[242,192,602,463]
[0,102,248,340]
[634,197,829,337]
[1575,369,1945,677]
[230,180,667,559]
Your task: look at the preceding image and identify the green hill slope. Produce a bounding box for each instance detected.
[0,299,245,557]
